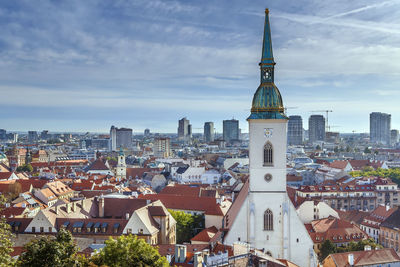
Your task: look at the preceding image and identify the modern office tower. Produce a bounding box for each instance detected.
[10,133,18,143]
[0,129,6,140]
[391,129,399,146]
[40,130,49,140]
[178,117,192,143]
[154,137,171,158]
[287,115,303,145]
[308,115,325,143]
[109,126,133,151]
[370,112,391,145]
[204,122,215,142]
[223,119,239,142]
[144,128,150,137]
[28,131,38,144]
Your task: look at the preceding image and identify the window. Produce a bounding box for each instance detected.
[264,209,273,231]
[32,227,36,233]
[263,142,273,166]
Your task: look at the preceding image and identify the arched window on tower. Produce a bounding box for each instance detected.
[264,209,273,231]
[264,142,273,166]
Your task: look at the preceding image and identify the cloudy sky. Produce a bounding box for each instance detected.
[1,0,400,134]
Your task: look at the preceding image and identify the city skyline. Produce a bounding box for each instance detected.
[1,1,400,133]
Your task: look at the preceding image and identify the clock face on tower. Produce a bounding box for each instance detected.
[262,69,272,82]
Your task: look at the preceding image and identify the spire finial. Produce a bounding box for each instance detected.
[265,8,269,14]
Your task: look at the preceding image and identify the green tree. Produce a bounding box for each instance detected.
[16,164,33,173]
[319,240,336,262]
[0,195,15,266]
[334,147,339,153]
[17,229,79,267]
[364,147,371,154]
[89,235,168,267]
[169,210,195,243]
[316,145,321,150]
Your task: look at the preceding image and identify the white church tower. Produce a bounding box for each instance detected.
[116,147,126,182]
[223,9,317,267]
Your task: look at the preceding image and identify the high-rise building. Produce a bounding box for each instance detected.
[40,130,49,140]
[0,129,6,140]
[287,116,303,145]
[109,126,133,151]
[308,115,325,143]
[204,122,214,142]
[28,131,38,144]
[391,129,399,146]
[224,9,316,267]
[154,137,171,158]
[178,117,191,143]
[370,112,391,145]
[223,119,239,143]
[144,128,150,137]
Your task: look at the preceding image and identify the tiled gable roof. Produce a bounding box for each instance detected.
[139,194,224,216]
[103,198,148,218]
[381,208,400,229]
[327,248,400,266]
[87,158,110,171]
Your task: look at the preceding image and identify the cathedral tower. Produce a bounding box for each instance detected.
[224,9,317,267]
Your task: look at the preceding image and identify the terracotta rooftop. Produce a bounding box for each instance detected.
[306,216,367,244]
[191,226,218,242]
[139,194,225,216]
[325,248,400,266]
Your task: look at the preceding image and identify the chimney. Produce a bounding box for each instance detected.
[174,245,181,263]
[66,203,71,213]
[126,213,130,220]
[80,199,85,210]
[55,205,58,215]
[179,245,186,263]
[348,254,354,266]
[72,202,76,212]
[193,252,203,267]
[99,197,104,218]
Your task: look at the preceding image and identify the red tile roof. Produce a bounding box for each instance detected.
[0,172,13,180]
[191,226,218,242]
[306,217,367,244]
[139,194,224,216]
[223,179,249,231]
[87,158,109,171]
[126,168,151,179]
[326,248,400,266]
[103,198,148,218]
[329,160,350,170]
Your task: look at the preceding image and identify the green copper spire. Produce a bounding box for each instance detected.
[260,8,275,68]
[248,8,287,120]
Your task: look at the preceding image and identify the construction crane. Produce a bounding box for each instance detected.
[311,110,333,132]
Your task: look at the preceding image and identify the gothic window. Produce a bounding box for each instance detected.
[264,209,273,231]
[264,142,273,166]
